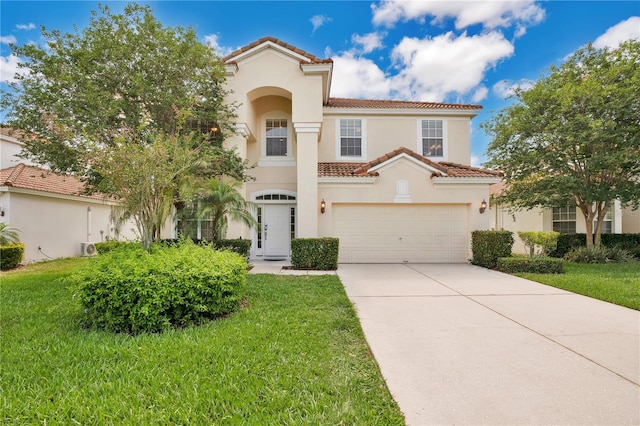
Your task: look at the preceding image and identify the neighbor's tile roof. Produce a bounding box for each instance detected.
[318,147,502,179]
[0,127,28,140]
[325,97,482,111]
[0,163,111,201]
[222,36,333,65]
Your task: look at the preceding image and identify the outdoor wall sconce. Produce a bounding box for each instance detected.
[479,199,487,214]
[320,199,326,214]
[0,207,4,217]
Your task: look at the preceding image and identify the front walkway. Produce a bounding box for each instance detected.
[337,263,640,425]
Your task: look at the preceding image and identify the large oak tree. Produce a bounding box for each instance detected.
[1,3,250,249]
[483,40,640,247]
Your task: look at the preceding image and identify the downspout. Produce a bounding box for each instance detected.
[87,207,92,242]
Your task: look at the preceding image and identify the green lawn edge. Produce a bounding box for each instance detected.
[1,259,404,425]
[516,262,640,310]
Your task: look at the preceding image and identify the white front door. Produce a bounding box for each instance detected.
[263,204,290,258]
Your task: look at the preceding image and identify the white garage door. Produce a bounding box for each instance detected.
[334,204,469,263]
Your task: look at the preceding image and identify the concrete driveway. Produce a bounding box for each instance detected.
[337,263,640,425]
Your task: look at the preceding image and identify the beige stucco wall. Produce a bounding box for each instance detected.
[318,115,472,164]
[621,205,640,233]
[225,51,324,128]
[1,136,38,169]
[318,159,492,244]
[1,191,141,262]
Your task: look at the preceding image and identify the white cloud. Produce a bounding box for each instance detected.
[492,79,534,98]
[593,16,640,49]
[390,31,514,102]
[204,34,233,56]
[1,35,17,45]
[471,86,489,103]
[1,54,21,83]
[16,23,36,31]
[372,0,545,31]
[470,154,481,167]
[310,15,332,33]
[330,53,391,99]
[351,32,384,54]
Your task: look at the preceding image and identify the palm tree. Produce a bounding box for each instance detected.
[0,223,21,245]
[198,179,258,242]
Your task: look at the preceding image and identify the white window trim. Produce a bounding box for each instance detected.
[335,118,367,161]
[416,119,448,160]
[259,112,295,167]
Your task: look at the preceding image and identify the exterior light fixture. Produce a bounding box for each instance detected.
[479,199,487,214]
[320,199,326,214]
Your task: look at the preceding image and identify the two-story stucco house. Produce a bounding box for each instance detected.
[214,37,501,263]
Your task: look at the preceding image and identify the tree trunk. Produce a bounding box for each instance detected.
[593,202,609,248]
[577,200,595,248]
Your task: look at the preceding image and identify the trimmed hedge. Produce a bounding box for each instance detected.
[291,238,339,270]
[471,231,514,269]
[497,256,564,274]
[94,241,138,254]
[160,238,251,259]
[550,233,640,258]
[68,241,247,334]
[214,239,251,260]
[549,234,589,258]
[0,243,25,270]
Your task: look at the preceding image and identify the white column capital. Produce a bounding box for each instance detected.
[293,122,322,135]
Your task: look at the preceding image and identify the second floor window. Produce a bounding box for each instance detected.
[266,119,287,156]
[552,205,577,234]
[340,119,362,156]
[421,120,443,157]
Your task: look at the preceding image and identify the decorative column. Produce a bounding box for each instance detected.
[224,123,252,239]
[294,122,321,238]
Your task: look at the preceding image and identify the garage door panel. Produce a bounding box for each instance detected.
[334,204,469,263]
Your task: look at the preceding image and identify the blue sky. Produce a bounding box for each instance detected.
[1,1,639,165]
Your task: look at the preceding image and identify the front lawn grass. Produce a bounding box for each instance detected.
[516,262,640,310]
[1,259,404,425]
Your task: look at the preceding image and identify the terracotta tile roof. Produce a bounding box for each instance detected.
[325,97,482,111]
[222,36,333,65]
[0,163,112,201]
[318,147,501,179]
[438,162,503,178]
[0,127,28,140]
[355,147,448,175]
[318,162,378,178]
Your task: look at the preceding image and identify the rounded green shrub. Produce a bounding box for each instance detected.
[0,243,25,270]
[69,241,247,334]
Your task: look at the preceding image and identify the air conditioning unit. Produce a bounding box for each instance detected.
[81,242,97,256]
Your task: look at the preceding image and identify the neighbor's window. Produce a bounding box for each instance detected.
[266,119,287,156]
[421,120,443,157]
[552,205,577,234]
[595,210,612,234]
[340,119,362,156]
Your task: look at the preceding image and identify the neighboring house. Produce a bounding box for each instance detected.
[489,182,640,254]
[209,37,502,263]
[0,128,140,262]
